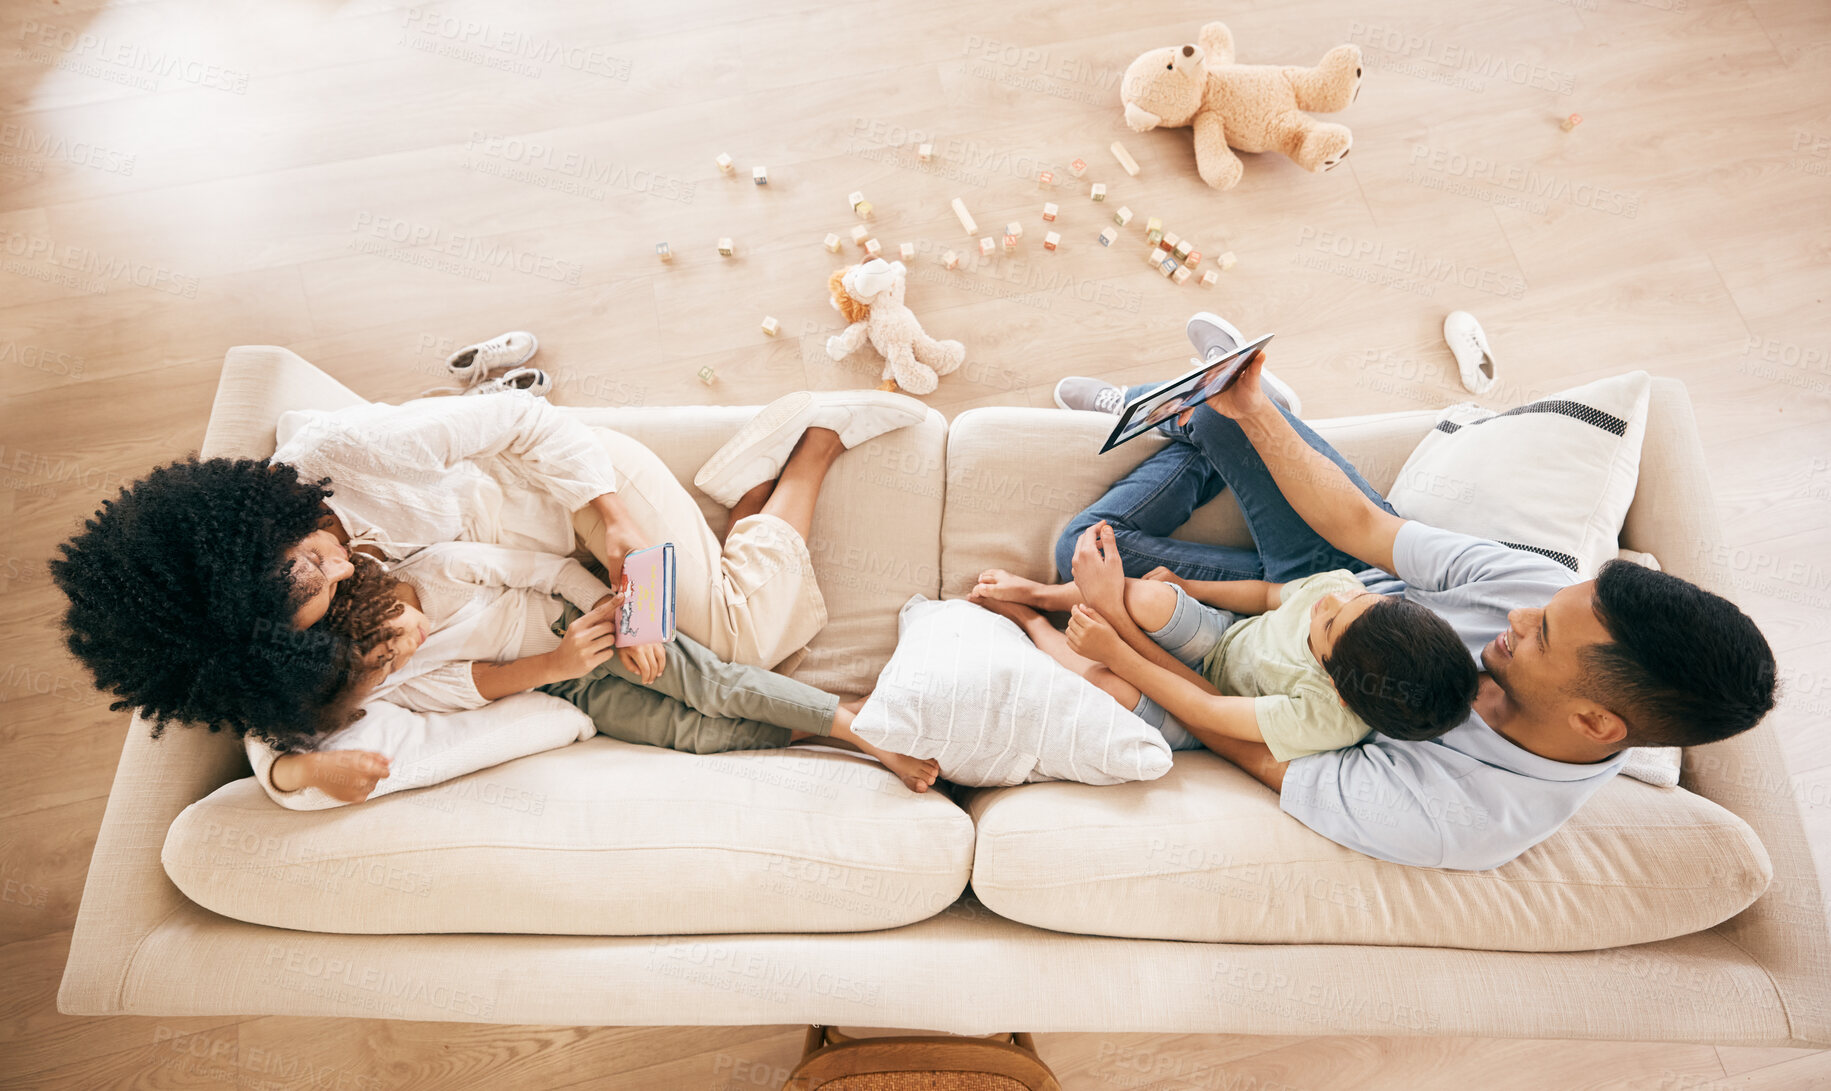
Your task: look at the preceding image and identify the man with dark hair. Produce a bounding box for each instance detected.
[1052,312,1776,869]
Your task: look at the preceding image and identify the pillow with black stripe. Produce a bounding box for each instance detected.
[1385,371,1652,577]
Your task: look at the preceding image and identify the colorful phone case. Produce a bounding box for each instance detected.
[616,543,676,646]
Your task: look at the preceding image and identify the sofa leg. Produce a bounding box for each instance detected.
[783,1026,1060,1089]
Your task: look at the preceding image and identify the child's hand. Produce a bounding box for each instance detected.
[1070,521,1126,615]
[617,642,667,685]
[1141,566,1190,591]
[1065,603,1125,664]
[277,749,390,803]
[549,596,622,680]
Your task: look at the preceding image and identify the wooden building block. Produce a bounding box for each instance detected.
[761,316,780,336]
[1110,140,1140,176]
[1113,206,1133,226]
[952,197,978,235]
[717,237,734,256]
[1042,202,1058,221]
[715,153,733,173]
[655,242,672,262]
[752,166,768,185]
[1099,227,1118,246]
[824,233,841,253]
[1043,231,1060,251]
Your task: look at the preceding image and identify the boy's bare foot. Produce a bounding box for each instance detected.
[971,569,1078,610]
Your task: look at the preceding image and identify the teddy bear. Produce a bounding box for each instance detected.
[825,258,964,395]
[1120,23,1362,190]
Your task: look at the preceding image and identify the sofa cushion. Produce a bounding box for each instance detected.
[164,740,975,935]
[966,753,1772,952]
[939,406,1439,596]
[1386,371,1653,577]
[569,405,946,696]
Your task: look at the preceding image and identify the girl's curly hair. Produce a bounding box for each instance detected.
[50,456,350,741]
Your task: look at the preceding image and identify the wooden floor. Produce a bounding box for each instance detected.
[1,0,1828,1086]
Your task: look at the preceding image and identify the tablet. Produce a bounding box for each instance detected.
[1099,333,1275,453]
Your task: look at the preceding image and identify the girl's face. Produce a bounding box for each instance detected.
[360,599,430,677]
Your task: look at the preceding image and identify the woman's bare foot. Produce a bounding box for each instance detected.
[969,569,1080,611]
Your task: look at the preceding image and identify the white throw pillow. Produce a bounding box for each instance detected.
[851,596,1173,787]
[1386,371,1652,577]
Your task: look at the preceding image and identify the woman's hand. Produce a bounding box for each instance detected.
[617,643,667,685]
[547,596,623,680]
[1070,521,1126,616]
[1065,603,1126,665]
[272,750,391,803]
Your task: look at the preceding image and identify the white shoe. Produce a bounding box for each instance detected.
[1186,311,1301,415]
[463,366,552,397]
[447,331,538,383]
[1053,376,1126,414]
[694,390,928,507]
[1444,311,1496,395]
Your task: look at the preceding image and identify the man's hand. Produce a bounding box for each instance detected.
[1177,349,1275,426]
[617,643,666,685]
[1065,603,1127,665]
[272,750,391,802]
[1070,521,1126,616]
[548,597,623,680]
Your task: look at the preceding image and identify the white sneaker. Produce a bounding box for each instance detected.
[1444,311,1496,395]
[694,390,928,507]
[447,331,538,383]
[462,366,552,398]
[1186,311,1301,415]
[1053,377,1126,414]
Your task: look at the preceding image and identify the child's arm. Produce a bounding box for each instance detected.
[1141,567,1282,614]
[269,749,391,803]
[471,596,623,700]
[1066,605,1264,743]
[1068,525,1266,687]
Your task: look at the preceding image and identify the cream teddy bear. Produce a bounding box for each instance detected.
[1120,23,1361,190]
[825,259,964,395]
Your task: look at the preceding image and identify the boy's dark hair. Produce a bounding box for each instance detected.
[1324,597,1478,742]
[1583,559,1776,747]
[50,456,348,741]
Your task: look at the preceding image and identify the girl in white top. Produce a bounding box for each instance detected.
[259,542,940,800]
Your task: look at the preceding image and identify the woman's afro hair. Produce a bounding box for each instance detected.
[50,456,351,740]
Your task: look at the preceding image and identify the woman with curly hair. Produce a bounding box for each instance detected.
[255,546,939,803]
[50,456,358,741]
[53,385,925,743]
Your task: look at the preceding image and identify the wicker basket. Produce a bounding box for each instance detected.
[781,1027,1060,1090]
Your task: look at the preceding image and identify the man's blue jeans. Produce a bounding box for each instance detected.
[1054,384,1400,584]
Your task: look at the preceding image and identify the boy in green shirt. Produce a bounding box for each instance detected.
[971,522,1477,760]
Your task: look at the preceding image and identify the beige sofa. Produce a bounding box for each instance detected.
[60,348,1831,1044]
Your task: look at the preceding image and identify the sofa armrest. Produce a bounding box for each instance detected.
[200,345,367,460]
[1624,377,1831,1044]
[62,347,371,1014]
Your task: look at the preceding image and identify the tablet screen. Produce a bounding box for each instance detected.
[1099,333,1275,453]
